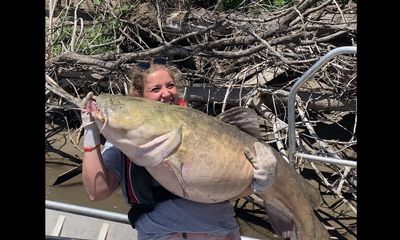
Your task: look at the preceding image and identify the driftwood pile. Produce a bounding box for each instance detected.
[45,0,357,238]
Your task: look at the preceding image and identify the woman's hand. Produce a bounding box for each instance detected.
[81,93,100,152]
[245,142,277,194]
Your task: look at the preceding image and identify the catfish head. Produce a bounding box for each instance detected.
[86,94,182,168]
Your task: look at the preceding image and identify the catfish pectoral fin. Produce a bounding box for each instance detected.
[132,126,182,167]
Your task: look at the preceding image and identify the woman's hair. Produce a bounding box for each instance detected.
[128,61,181,97]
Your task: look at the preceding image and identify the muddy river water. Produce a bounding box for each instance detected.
[46,161,130,214]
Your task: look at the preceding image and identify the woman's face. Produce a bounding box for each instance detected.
[143,69,177,104]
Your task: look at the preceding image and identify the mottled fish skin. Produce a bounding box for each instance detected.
[89,94,330,240]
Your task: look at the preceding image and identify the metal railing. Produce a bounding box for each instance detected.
[46,200,130,224]
[287,46,357,168]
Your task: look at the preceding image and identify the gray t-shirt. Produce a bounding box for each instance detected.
[102,141,239,239]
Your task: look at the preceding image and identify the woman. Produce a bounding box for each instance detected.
[81,60,275,239]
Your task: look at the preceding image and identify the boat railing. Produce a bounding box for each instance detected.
[287,46,357,168]
[46,200,129,224]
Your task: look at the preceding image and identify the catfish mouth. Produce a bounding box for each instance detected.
[86,97,108,133]
[86,97,99,113]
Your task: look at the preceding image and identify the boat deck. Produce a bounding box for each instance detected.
[46,208,138,240]
[46,200,261,240]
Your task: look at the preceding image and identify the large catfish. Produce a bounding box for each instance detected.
[87,94,330,239]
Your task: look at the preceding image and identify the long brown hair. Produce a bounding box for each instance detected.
[128,62,181,97]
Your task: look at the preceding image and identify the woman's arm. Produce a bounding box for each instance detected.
[81,99,120,201]
[82,148,120,201]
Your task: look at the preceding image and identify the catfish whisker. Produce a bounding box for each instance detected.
[99,116,108,133]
